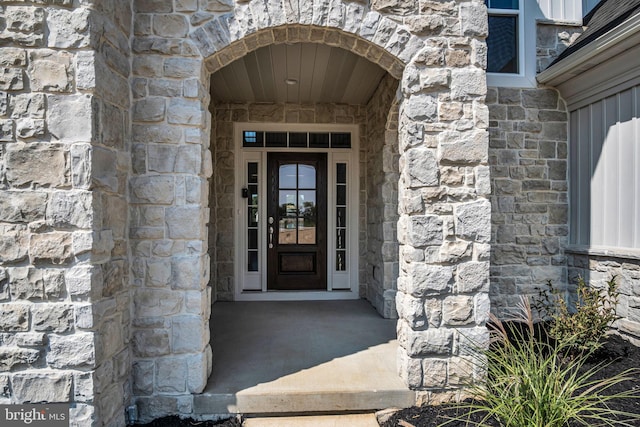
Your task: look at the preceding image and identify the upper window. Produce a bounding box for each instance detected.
[485,0,520,74]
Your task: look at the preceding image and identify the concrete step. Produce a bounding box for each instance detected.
[194,388,415,415]
[243,413,380,427]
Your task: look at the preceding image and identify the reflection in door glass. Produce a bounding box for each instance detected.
[298,164,316,188]
[247,162,259,272]
[336,163,347,271]
[279,164,297,188]
[277,162,318,245]
[279,219,297,244]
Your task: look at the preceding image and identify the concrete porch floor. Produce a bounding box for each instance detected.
[194,299,416,416]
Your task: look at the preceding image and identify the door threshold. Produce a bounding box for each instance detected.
[234,290,359,301]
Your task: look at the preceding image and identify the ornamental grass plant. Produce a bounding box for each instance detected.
[445,297,640,427]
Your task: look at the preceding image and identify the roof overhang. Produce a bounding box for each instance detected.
[537,12,640,109]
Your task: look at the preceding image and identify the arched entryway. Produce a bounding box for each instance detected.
[129,1,491,420]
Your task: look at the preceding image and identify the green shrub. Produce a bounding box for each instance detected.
[536,276,619,354]
[445,297,639,427]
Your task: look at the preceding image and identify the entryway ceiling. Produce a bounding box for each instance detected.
[210,43,388,105]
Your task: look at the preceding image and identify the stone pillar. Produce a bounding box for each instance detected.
[394,1,492,403]
[0,1,133,426]
[129,5,213,420]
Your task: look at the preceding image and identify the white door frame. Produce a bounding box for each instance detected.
[233,123,360,301]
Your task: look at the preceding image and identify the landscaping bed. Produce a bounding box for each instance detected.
[381,333,640,427]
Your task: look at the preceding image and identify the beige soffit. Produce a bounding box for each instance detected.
[210,43,388,105]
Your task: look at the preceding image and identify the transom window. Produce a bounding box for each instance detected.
[243,131,351,149]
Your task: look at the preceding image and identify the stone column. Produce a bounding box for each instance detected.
[394,1,492,403]
[0,1,133,426]
[129,4,213,420]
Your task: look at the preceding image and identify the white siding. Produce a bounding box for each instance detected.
[569,85,640,249]
[537,0,583,22]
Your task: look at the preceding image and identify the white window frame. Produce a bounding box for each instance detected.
[233,123,361,301]
[486,1,538,88]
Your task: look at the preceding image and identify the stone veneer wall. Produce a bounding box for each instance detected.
[568,252,640,345]
[487,86,569,316]
[0,1,133,426]
[0,0,493,422]
[364,74,400,318]
[129,0,492,414]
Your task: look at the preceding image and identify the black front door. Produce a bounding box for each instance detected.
[267,152,327,290]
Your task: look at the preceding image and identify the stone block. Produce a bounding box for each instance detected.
[460,2,488,37]
[130,176,175,205]
[451,69,486,101]
[156,357,187,392]
[0,191,48,223]
[457,262,489,293]
[133,329,170,357]
[0,119,14,141]
[146,258,172,287]
[47,333,95,368]
[442,295,474,325]
[12,372,72,403]
[46,190,93,229]
[9,93,45,120]
[47,94,95,142]
[132,124,182,143]
[135,289,182,318]
[163,58,202,79]
[133,97,166,122]
[421,358,447,388]
[32,303,74,333]
[167,98,205,125]
[47,8,91,48]
[404,264,453,297]
[522,89,558,109]
[165,206,202,239]
[404,93,437,122]
[0,304,29,331]
[172,256,203,290]
[29,232,74,265]
[0,48,27,67]
[0,68,24,91]
[0,224,29,263]
[133,360,154,395]
[406,329,454,356]
[27,50,73,92]
[455,199,491,243]
[0,347,40,370]
[172,316,206,353]
[5,144,70,188]
[401,215,443,247]
[439,130,488,164]
[403,147,438,187]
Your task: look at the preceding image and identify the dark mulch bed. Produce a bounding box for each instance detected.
[382,334,640,427]
[132,415,242,427]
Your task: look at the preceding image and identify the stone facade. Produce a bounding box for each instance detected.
[4,0,621,424]
[487,86,569,316]
[568,252,640,346]
[0,1,132,426]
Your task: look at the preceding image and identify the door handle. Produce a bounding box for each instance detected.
[268,216,274,248]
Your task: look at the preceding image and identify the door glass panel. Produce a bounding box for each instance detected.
[247,162,259,272]
[279,219,297,244]
[298,164,316,188]
[279,190,298,217]
[299,190,316,245]
[279,164,297,188]
[298,218,316,244]
[335,163,347,271]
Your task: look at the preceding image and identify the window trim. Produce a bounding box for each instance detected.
[486,1,538,88]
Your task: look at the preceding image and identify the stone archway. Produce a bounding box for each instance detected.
[129,0,491,418]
